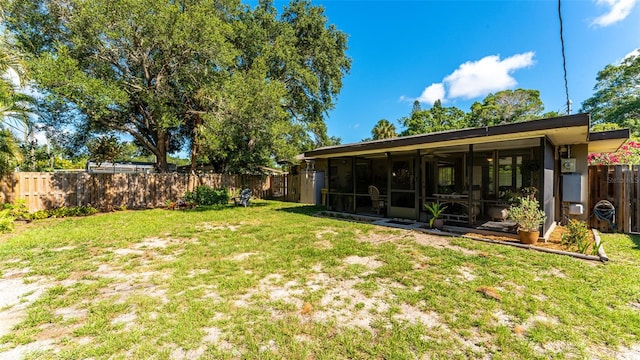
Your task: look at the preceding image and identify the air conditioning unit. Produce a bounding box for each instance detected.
[561,158,576,173]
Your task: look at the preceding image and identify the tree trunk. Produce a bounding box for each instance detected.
[155,130,169,173]
[189,114,200,173]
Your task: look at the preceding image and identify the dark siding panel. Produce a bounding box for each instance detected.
[543,139,556,233]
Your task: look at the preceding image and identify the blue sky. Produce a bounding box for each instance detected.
[278,0,640,144]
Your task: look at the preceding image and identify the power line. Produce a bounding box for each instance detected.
[558,0,571,115]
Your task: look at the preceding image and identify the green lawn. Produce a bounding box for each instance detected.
[0,200,639,359]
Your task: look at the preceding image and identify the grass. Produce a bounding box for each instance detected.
[0,200,639,359]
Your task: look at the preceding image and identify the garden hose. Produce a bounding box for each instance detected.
[593,200,616,229]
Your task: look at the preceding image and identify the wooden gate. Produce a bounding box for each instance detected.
[588,165,640,233]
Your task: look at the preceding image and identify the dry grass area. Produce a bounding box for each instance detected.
[0,202,639,359]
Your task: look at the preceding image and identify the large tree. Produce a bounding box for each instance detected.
[581,51,640,135]
[400,100,467,136]
[196,0,349,172]
[2,0,350,172]
[469,89,545,127]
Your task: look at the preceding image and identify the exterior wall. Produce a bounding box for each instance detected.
[570,144,589,221]
[543,138,556,235]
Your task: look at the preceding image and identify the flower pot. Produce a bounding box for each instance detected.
[432,218,444,230]
[518,230,539,244]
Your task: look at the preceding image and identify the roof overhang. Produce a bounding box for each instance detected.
[587,129,630,153]
[304,113,629,159]
[305,113,589,158]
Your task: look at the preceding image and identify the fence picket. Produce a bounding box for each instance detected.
[0,172,298,211]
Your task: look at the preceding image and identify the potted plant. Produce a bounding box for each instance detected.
[424,202,447,230]
[508,196,546,244]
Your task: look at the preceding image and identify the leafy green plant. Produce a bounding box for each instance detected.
[2,200,32,221]
[0,208,15,233]
[30,206,99,219]
[184,186,229,206]
[562,219,600,255]
[424,202,447,228]
[32,210,50,220]
[508,196,546,232]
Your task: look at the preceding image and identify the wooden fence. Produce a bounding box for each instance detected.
[0,172,299,211]
[588,165,640,233]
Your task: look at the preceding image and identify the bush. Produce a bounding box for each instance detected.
[562,219,600,255]
[2,200,32,221]
[48,206,98,218]
[184,186,229,206]
[0,209,15,233]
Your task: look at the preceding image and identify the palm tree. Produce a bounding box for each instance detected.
[0,36,33,173]
[0,129,21,174]
[371,119,397,140]
[0,37,31,128]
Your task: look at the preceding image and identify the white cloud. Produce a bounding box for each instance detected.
[416,83,446,105]
[622,48,640,60]
[591,0,637,27]
[404,52,535,106]
[443,52,535,100]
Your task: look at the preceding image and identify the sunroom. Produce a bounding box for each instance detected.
[303,113,628,239]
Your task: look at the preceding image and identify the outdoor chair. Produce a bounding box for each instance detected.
[233,189,252,207]
[368,185,385,215]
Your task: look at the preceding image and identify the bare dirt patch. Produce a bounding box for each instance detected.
[0,275,49,338]
[315,229,338,239]
[230,252,259,261]
[392,303,441,327]
[356,230,409,245]
[313,239,333,249]
[198,223,242,232]
[412,232,479,255]
[0,270,53,359]
[457,266,476,282]
[615,344,640,359]
[343,255,383,269]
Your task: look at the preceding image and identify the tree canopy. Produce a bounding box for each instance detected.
[371,119,396,140]
[1,0,350,173]
[400,100,468,136]
[375,89,558,138]
[468,89,546,127]
[581,51,640,136]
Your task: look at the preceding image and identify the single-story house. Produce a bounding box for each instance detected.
[300,113,629,239]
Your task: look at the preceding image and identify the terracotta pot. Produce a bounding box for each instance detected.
[432,218,444,230]
[518,230,539,244]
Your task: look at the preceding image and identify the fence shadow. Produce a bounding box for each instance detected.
[277,205,326,216]
[629,234,640,251]
[185,202,271,212]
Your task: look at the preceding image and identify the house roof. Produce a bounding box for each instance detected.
[304,113,629,158]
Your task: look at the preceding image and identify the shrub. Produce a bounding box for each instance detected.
[508,196,546,232]
[184,186,229,206]
[562,219,600,255]
[0,209,15,233]
[32,210,50,220]
[41,206,99,219]
[2,200,32,221]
